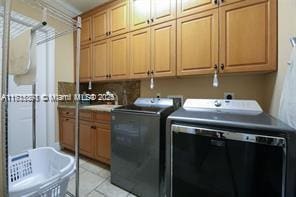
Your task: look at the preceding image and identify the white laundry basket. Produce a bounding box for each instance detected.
[9,147,75,197]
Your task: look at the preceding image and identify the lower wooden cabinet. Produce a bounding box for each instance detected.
[59,109,111,165]
[79,120,95,158]
[94,125,111,164]
[60,117,75,151]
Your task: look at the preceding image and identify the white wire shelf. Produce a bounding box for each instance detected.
[0,0,79,45]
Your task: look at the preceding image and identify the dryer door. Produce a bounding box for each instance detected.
[171,124,286,197]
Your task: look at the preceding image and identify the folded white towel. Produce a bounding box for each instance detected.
[9,28,32,75]
[13,30,37,86]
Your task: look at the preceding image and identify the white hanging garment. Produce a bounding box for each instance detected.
[278,47,296,129]
[14,30,37,86]
[9,28,32,75]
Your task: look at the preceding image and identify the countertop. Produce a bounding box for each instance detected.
[58,104,122,113]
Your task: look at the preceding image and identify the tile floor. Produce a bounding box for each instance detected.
[65,153,136,197]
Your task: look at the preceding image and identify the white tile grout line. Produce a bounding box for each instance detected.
[80,163,111,179]
[68,166,110,197]
[86,176,110,197]
[67,162,132,197]
[94,177,132,197]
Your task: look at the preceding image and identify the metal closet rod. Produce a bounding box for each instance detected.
[37,27,76,45]
[32,11,47,149]
[1,0,12,195]
[291,37,296,47]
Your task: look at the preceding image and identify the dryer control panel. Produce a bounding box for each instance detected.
[183,99,263,114]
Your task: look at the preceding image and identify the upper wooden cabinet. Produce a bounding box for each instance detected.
[81,17,92,45]
[151,21,176,77]
[109,1,129,36]
[92,0,129,42]
[92,33,130,82]
[130,0,176,31]
[80,0,277,81]
[93,10,109,41]
[92,40,109,81]
[219,0,277,73]
[152,0,176,25]
[176,0,260,18]
[130,21,176,79]
[219,0,251,7]
[109,34,130,80]
[130,0,151,31]
[130,28,151,78]
[177,0,218,18]
[177,10,218,76]
[80,45,92,81]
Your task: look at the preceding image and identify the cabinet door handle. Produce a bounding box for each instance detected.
[91,126,96,129]
[147,71,150,76]
[214,64,218,70]
[150,18,154,23]
[220,0,224,4]
[109,32,111,36]
[147,19,150,24]
[106,74,108,78]
[66,112,70,115]
[213,0,218,5]
[89,37,91,41]
[106,32,108,36]
[220,64,225,71]
[65,119,69,121]
[151,70,154,75]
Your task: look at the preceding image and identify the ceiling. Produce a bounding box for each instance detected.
[61,0,111,13]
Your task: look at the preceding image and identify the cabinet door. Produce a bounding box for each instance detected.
[109,34,130,80]
[219,0,276,73]
[81,17,92,45]
[130,28,151,79]
[219,0,255,7]
[95,126,111,164]
[177,10,218,76]
[177,0,218,18]
[130,0,151,31]
[151,0,176,25]
[79,120,94,158]
[109,1,129,37]
[93,40,109,81]
[60,118,75,150]
[93,10,109,41]
[80,45,92,82]
[151,21,176,77]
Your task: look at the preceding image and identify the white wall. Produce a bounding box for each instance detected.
[55,34,75,83]
[141,74,269,110]
[55,33,75,142]
[266,0,296,117]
